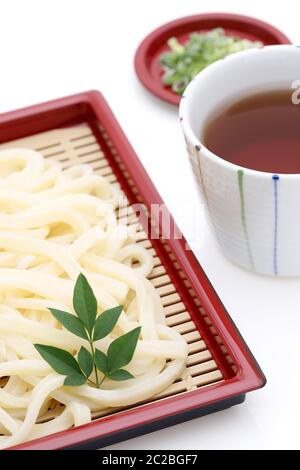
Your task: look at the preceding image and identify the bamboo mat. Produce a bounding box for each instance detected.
[0,124,225,422]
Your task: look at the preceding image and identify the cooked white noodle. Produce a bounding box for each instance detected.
[0,148,187,448]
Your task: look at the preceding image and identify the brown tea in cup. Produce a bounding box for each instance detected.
[203,89,300,174]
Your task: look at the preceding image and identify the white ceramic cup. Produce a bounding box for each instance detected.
[180,45,300,277]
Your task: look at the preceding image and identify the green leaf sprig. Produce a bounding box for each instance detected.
[34,273,141,388]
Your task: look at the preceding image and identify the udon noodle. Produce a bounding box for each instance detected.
[0,148,187,448]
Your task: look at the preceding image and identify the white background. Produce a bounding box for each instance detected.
[2,0,300,450]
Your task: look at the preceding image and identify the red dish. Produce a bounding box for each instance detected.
[0,91,266,450]
[134,13,291,105]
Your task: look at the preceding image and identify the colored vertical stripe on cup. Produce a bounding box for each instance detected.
[237,169,255,271]
[272,175,279,276]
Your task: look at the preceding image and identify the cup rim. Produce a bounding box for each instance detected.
[179,44,300,179]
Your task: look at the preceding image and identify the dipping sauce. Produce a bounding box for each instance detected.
[203,89,300,173]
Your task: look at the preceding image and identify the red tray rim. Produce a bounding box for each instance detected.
[0,91,266,450]
[134,12,291,105]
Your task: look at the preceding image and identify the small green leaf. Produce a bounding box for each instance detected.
[94,349,108,374]
[73,273,97,335]
[108,369,134,381]
[78,346,93,377]
[49,308,88,340]
[107,327,141,373]
[93,305,123,341]
[64,374,87,386]
[34,344,83,376]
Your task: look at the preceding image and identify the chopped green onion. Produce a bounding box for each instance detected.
[160,28,262,96]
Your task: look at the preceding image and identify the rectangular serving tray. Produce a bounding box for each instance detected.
[0,91,265,450]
